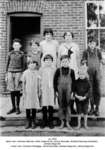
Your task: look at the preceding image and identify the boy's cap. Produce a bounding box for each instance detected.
[60,55,69,61]
[43,54,53,61]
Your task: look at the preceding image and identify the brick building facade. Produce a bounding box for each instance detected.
[0,0,105,94]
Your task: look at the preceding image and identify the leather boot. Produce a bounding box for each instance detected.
[48,106,54,129]
[40,107,47,129]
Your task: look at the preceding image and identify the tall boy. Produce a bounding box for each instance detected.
[6,38,25,115]
[82,38,103,116]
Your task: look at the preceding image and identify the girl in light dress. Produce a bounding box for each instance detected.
[22,59,40,129]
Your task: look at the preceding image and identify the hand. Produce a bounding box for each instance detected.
[71,92,75,100]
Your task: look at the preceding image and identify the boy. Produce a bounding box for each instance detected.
[82,37,103,116]
[6,38,25,115]
[53,55,75,129]
[40,28,59,67]
[74,67,91,129]
[39,54,56,129]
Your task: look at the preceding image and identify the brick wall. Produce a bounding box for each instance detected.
[0,0,86,93]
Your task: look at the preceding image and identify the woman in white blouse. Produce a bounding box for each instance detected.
[58,31,80,79]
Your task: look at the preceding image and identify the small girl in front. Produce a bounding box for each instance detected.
[22,59,40,129]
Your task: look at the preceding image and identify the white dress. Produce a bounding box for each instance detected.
[39,65,55,107]
[22,69,40,109]
[58,42,80,79]
[40,40,59,67]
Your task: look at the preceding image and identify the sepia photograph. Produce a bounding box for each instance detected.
[0,0,105,148]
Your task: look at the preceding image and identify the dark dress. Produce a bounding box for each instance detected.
[74,78,91,114]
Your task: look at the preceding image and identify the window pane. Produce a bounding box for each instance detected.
[87,29,98,45]
[99,3,105,27]
[100,29,105,50]
[87,3,98,27]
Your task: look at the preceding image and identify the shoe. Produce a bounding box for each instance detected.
[94,110,100,116]
[31,121,36,129]
[40,121,47,129]
[7,108,16,115]
[16,108,21,115]
[49,122,54,129]
[88,109,94,115]
[25,120,31,129]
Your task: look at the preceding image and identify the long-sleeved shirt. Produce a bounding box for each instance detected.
[6,50,25,72]
[74,78,91,98]
[53,67,75,92]
[82,47,102,69]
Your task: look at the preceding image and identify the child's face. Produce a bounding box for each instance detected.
[88,41,96,50]
[44,58,53,67]
[29,62,37,70]
[65,32,72,42]
[61,58,69,67]
[79,71,86,79]
[45,33,53,41]
[31,43,39,52]
[13,42,21,51]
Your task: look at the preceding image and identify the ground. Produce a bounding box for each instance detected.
[0,95,105,136]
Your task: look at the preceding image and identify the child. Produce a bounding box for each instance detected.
[39,54,56,129]
[22,59,40,129]
[6,38,25,115]
[40,28,59,68]
[53,55,75,129]
[82,37,103,116]
[74,67,91,129]
[27,40,42,69]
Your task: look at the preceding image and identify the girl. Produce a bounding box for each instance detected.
[6,38,25,115]
[40,28,59,68]
[22,59,40,129]
[27,40,42,69]
[39,54,56,129]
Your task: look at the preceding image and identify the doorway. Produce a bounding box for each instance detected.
[8,13,41,53]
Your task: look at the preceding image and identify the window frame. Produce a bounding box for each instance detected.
[85,1,105,49]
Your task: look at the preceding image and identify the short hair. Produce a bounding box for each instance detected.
[60,55,69,61]
[27,58,38,66]
[88,37,97,44]
[30,40,39,46]
[63,31,74,39]
[13,38,21,44]
[43,54,53,61]
[43,28,54,36]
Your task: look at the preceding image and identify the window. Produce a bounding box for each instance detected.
[85,1,105,51]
